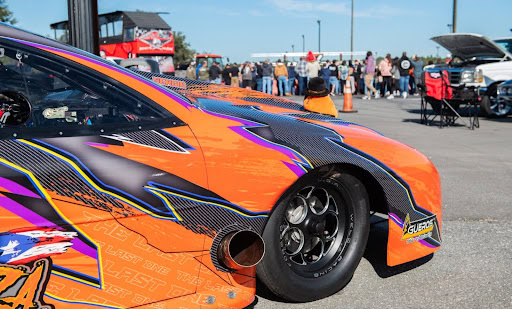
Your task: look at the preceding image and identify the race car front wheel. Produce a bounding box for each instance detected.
[257,172,370,302]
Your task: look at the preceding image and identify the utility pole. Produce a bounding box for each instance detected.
[351,0,354,61]
[67,0,99,55]
[302,34,305,52]
[452,0,457,33]
[317,20,321,53]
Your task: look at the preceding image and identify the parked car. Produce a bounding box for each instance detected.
[427,33,512,117]
[0,24,442,308]
[497,79,512,108]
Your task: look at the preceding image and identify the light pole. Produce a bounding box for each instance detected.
[351,0,354,61]
[317,20,321,53]
[452,0,457,33]
[436,46,440,59]
[302,34,305,53]
[292,44,295,61]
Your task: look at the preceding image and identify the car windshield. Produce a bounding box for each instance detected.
[494,38,512,54]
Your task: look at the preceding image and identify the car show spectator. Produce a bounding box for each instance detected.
[353,59,363,94]
[241,62,254,88]
[411,55,424,95]
[274,59,290,96]
[209,61,222,84]
[328,60,339,95]
[398,52,413,98]
[255,62,263,91]
[363,51,379,100]
[198,60,209,81]
[287,62,297,95]
[185,61,196,79]
[230,63,240,87]
[389,57,401,99]
[306,52,321,80]
[295,57,308,95]
[320,61,331,92]
[378,54,393,97]
[222,64,232,85]
[338,60,349,94]
[262,59,273,94]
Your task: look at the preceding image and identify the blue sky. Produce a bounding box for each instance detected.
[7,0,512,62]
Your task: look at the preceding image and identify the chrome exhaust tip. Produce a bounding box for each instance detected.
[217,230,265,270]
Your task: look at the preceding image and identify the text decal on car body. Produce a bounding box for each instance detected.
[151,77,187,89]
[401,214,435,244]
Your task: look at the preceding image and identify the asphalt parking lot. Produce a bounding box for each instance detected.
[254,96,512,309]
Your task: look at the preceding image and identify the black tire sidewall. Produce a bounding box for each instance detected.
[480,95,494,117]
[257,172,370,302]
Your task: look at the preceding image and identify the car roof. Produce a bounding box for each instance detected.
[0,22,95,59]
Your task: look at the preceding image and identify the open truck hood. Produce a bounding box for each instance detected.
[431,33,512,60]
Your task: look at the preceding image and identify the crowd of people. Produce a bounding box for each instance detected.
[184,51,427,99]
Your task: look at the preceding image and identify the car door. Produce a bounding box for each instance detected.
[0,42,208,308]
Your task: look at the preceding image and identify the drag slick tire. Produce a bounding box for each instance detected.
[257,171,370,302]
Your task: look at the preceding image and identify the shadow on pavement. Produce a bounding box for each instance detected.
[364,218,433,278]
[402,118,467,128]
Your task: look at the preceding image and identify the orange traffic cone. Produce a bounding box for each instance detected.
[340,80,357,113]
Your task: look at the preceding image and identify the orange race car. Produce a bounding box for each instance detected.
[0,24,441,308]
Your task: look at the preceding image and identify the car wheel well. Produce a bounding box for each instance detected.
[327,164,388,215]
[267,164,388,221]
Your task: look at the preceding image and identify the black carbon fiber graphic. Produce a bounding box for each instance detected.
[0,140,130,216]
[159,191,266,238]
[101,130,189,153]
[195,98,441,246]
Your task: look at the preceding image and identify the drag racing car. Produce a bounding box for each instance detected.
[0,23,441,308]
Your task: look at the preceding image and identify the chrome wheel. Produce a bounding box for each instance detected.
[280,185,353,277]
[490,96,512,116]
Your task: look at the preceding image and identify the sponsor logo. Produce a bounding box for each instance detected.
[0,259,52,309]
[401,214,435,244]
[151,77,187,89]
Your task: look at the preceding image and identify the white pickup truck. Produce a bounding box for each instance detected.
[426,33,512,116]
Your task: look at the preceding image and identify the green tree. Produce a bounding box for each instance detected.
[0,0,16,24]
[173,31,195,65]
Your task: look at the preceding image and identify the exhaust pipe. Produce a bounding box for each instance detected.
[217,230,265,270]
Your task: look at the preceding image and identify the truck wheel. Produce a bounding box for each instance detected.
[480,93,511,117]
[257,172,370,302]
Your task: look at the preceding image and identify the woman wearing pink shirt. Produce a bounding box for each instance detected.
[378,54,393,98]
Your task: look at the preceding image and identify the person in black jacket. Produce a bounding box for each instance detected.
[209,62,222,84]
[353,60,363,94]
[222,64,231,85]
[398,52,413,98]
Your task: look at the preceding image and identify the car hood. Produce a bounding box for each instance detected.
[431,33,512,60]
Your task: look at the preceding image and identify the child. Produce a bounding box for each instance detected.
[303,77,338,118]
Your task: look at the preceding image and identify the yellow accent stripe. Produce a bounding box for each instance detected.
[146,189,183,221]
[17,140,175,221]
[144,186,268,218]
[45,292,125,309]
[0,156,104,288]
[51,270,100,288]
